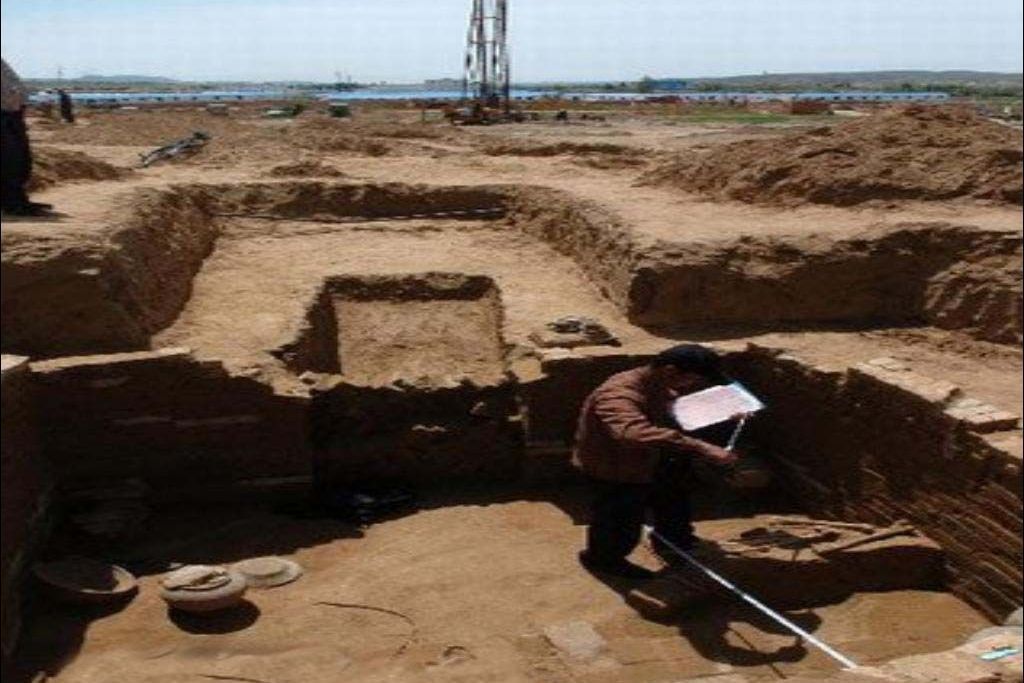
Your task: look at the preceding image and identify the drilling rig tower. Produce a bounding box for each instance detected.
[463,0,510,117]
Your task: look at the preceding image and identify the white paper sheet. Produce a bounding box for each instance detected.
[671,382,765,431]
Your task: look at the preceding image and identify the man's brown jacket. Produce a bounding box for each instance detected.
[572,366,704,483]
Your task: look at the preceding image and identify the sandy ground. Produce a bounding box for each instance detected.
[15,488,991,683]
[153,218,644,382]
[4,107,1020,681]
[12,111,1015,411]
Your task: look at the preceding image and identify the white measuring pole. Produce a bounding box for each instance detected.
[646,527,859,670]
[725,415,748,451]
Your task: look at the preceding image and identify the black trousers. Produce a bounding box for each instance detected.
[1,108,33,210]
[585,455,696,563]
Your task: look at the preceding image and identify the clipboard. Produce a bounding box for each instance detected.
[671,382,765,432]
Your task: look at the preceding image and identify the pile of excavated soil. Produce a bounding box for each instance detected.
[353,122,454,140]
[43,110,253,147]
[37,111,465,168]
[27,147,128,192]
[480,139,650,172]
[289,119,394,156]
[641,106,1024,206]
[264,160,347,178]
[480,139,638,158]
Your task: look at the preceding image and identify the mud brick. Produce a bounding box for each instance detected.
[850,362,962,406]
[945,397,1021,433]
[972,488,1024,526]
[110,415,174,428]
[992,464,1023,496]
[988,480,1024,505]
[855,500,900,525]
[975,561,1023,597]
[935,514,978,540]
[969,574,1022,618]
[173,414,263,428]
[30,347,193,378]
[2,355,51,651]
[970,502,1021,533]
[862,356,911,372]
[984,556,1024,585]
[924,527,974,558]
[967,514,1024,550]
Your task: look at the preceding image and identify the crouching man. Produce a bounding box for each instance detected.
[573,344,738,579]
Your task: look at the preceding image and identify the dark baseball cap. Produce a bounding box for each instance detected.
[651,344,730,385]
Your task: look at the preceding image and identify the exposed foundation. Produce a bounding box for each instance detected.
[277,273,507,387]
[2,175,1021,682]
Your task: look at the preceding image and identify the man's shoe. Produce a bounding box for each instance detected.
[578,550,656,580]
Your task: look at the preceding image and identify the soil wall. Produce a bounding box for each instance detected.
[924,235,1024,344]
[1,357,51,660]
[519,347,1021,620]
[1,182,512,360]
[505,187,640,313]
[28,349,311,500]
[733,346,1023,621]
[629,224,1022,344]
[187,181,509,220]
[504,190,1021,344]
[310,381,524,486]
[1,187,217,357]
[517,352,646,445]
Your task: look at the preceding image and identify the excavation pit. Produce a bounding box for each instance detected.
[3,180,1021,362]
[2,160,1021,682]
[4,338,1021,682]
[276,273,507,388]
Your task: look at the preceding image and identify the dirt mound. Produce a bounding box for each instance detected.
[481,139,637,158]
[571,154,648,171]
[353,122,452,140]
[640,106,1024,206]
[27,147,128,192]
[44,110,251,147]
[290,119,393,156]
[264,161,347,178]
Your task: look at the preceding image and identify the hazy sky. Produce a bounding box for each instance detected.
[2,0,1022,82]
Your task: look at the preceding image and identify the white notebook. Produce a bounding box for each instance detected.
[671,382,765,432]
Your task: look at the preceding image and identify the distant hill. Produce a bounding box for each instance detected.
[698,70,1020,85]
[688,70,1022,93]
[76,74,179,84]
[529,70,1023,96]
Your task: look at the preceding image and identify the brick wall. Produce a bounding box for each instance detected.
[1,356,51,658]
[520,346,1021,620]
[29,348,311,500]
[733,346,1022,621]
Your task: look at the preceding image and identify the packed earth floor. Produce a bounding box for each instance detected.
[1,102,1022,683]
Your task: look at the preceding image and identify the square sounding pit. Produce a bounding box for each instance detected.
[275,273,508,388]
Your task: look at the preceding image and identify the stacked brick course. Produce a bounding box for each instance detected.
[735,346,1022,621]
[1,356,51,659]
[29,348,311,498]
[519,346,1021,620]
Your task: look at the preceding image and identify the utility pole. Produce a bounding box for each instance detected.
[463,0,510,116]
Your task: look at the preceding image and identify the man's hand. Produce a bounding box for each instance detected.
[696,442,739,467]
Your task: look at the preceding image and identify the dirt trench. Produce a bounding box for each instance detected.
[628,223,1022,342]
[504,187,1022,344]
[1,182,514,358]
[1,187,217,357]
[5,180,1020,360]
